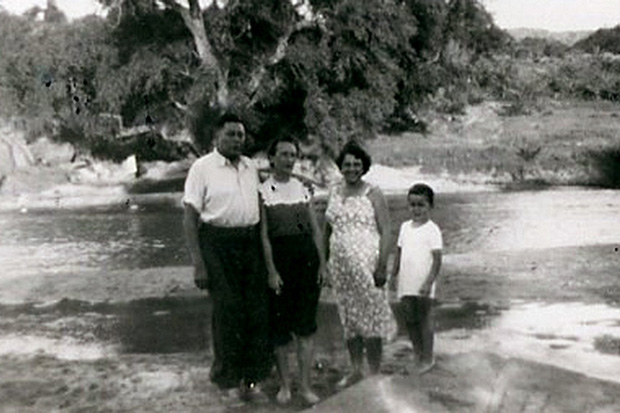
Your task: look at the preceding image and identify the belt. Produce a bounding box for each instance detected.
[200,223,258,239]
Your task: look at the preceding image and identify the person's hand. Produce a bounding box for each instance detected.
[317,262,327,287]
[320,266,332,288]
[373,265,387,288]
[194,261,209,290]
[419,281,432,297]
[388,273,397,292]
[268,270,284,295]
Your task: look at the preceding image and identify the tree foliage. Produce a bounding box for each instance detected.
[1,0,515,160]
[573,25,620,54]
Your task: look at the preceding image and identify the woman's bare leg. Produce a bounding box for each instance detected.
[274,344,292,404]
[297,335,320,404]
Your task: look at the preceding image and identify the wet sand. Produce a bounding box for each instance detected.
[1,243,619,411]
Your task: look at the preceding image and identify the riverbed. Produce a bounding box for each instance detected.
[0,186,619,411]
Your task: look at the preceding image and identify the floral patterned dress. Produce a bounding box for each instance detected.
[325,183,397,341]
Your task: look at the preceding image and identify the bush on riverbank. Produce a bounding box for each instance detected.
[588,146,620,188]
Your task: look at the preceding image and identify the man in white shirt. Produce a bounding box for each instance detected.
[183,112,270,404]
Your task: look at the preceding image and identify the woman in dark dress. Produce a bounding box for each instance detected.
[259,137,326,405]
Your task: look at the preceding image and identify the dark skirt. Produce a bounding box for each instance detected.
[269,234,321,346]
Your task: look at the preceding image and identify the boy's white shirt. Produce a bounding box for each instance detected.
[396,219,443,299]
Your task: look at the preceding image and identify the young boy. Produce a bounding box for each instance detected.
[391,183,443,374]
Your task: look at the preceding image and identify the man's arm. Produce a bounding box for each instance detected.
[183,203,208,289]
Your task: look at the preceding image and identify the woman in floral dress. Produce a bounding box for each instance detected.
[323,140,397,387]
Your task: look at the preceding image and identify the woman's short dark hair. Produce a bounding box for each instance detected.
[408,183,435,207]
[267,136,300,167]
[335,140,372,174]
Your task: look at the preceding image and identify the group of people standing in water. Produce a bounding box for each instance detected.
[183,112,443,406]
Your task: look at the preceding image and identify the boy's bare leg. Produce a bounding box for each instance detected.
[406,322,423,365]
[275,344,292,404]
[297,335,320,404]
[419,299,435,374]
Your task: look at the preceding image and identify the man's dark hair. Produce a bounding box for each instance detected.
[335,140,372,174]
[189,104,246,153]
[215,112,243,129]
[408,183,435,207]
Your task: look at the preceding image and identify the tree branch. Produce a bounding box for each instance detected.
[173,100,189,112]
[159,0,228,105]
[187,0,201,19]
[247,18,317,104]
[159,0,188,20]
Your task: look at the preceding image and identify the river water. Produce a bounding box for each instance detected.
[1,186,620,382]
[1,187,619,276]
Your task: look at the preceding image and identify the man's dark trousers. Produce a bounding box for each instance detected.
[199,224,272,389]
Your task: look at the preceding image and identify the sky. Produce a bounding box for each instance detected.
[1,0,619,32]
[480,0,620,31]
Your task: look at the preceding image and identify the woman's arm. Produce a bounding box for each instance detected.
[390,246,402,291]
[259,198,283,294]
[369,186,392,287]
[307,197,327,285]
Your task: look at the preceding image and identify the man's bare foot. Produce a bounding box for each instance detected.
[219,388,245,408]
[276,387,291,405]
[300,388,320,405]
[418,359,435,375]
[241,382,269,404]
[336,371,363,389]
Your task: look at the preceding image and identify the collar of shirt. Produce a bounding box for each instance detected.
[213,148,251,169]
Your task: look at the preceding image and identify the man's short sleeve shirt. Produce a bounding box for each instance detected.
[183,150,260,227]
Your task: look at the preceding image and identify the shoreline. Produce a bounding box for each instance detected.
[0,175,608,213]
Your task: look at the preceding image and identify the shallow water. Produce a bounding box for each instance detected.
[0,187,619,383]
[438,301,620,383]
[1,187,619,277]
[1,297,619,383]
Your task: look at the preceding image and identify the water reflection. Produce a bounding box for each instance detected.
[1,296,619,385]
[0,209,187,277]
[1,188,619,278]
[439,301,620,383]
[0,298,502,357]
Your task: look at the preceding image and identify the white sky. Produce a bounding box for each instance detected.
[481,0,620,31]
[0,0,103,19]
[0,0,619,31]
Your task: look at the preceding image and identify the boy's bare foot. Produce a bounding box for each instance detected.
[336,371,363,389]
[300,388,320,405]
[276,387,292,404]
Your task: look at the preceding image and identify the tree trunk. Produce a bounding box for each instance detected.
[161,0,229,106]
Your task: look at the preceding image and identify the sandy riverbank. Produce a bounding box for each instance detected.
[1,243,620,411]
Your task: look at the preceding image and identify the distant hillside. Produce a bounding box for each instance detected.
[508,28,592,45]
[573,26,620,54]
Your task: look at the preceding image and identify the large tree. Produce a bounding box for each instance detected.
[96,0,419,152]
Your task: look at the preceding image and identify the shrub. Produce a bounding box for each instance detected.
[588,146,620,188]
